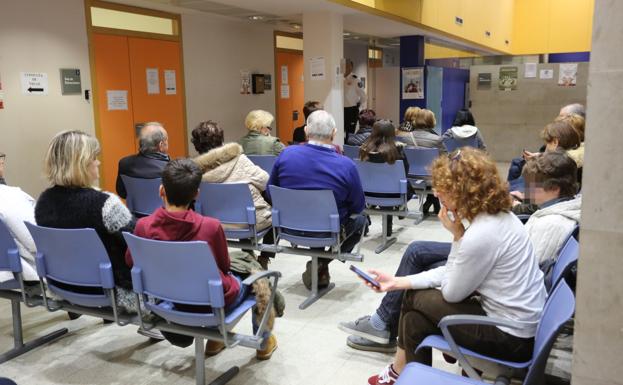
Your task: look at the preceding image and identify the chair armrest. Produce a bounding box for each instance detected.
[242,270,282,286]
[438,314,527,331]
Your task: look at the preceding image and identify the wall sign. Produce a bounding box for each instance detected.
[107,90,128,110]
[558,63,578,87]
[310,56,326,80]
[146,68,160,94]
[498,66,518,90]
[402,67,424,99]
[21,72,48,95]
[164,70,176,95]
[60,68,82,95]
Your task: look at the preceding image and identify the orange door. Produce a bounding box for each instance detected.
[92,33,187,193]
[276,51,304,143]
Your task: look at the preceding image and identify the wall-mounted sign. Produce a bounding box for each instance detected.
[21,72,48,95]
[540,69,554,80]
[60,68,82,95]
[164,70,176,95]
[0,73,4,109]
[498,66,518,90]
[107,90,128,110]
[477,73,492,88]
[558,63,578,87]
[146,68,160,94]
[402,67,424,99]
[252,74,265,94]
[310,56,326,81]
[524,63,537,78]
[264,74,272,90]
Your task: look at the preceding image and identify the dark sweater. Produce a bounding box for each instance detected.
[347,126,373,146]
[126,207,240,306]
[116,151,170,199]
[35,186,135,289]
[268,143,365,223]
[292,124,307,143]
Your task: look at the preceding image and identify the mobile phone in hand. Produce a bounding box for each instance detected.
[349,265,381,289]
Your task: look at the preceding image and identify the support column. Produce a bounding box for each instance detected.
[572,2,623,385]
[303,12,344,144]
[399,35,426,120]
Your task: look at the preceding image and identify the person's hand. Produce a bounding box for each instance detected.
[360,269,410,293]
[522,150,538,160]
[510,191,524,201]
[438,206,465,241]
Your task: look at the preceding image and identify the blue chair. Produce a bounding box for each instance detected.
[196,182,270,250]
[24,223,127,324]
[355,160,410,254]
[343,145,360,159]
[410,280,575,383]
[443,136,479,153]
[0,378,17,385]
[247,155,276,176]
[123,233,281,385]
[404,147,439,217]
[549,235,579,293]
[120,175,162,217]
[0,220,67,363]
[269,185,364,309]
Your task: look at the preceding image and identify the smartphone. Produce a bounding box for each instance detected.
[349,265,381,289]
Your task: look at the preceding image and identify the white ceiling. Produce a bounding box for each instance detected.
[108,0,497,54]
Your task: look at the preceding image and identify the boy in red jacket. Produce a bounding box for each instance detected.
[126,158,276,359]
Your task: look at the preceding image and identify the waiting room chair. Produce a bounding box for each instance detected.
[410,280,575,384]
[549,236,579,293]
[269,185,364,309]
[0,220,67,363]
[0,378,18,385]
[343,145,360,160]
[404,147,439,217]
[120,176,162,217]
[123,233,281,385]
[25,223,128,325]
[355,160,411,253]
[196,182,271,250]
[247,155,276,176]
[443,136,478,153]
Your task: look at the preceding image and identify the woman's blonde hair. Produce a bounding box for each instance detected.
[555,113,585,142]
[431,148,511,221]
[414,109,436,129]
[245,110,274,132]
[44,130,100,188]
[403,106,420,124]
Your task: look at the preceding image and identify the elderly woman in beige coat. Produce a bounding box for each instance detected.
[192,120,274,267]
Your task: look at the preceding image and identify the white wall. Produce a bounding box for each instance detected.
[373,67,400,125]
[182,13,276,153]
[0,0,94,197]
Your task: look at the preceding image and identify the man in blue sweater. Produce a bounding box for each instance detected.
[268,110,366,290]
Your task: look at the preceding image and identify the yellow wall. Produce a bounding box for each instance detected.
[512,0,594,55]
[424,43,479,59]
[333,0,594,55]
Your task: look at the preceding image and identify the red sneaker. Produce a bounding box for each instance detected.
[368,364,399,385]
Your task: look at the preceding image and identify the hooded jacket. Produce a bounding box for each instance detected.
[126,207,240,306]
[442,124,487,150]
[525,196,581,266]
[194,143,272,230]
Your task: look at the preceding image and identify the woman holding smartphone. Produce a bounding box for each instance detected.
[365,148,546,385]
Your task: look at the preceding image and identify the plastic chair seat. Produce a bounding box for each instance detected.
[396,362,484,385]
[223,226,270,241]
[0,279,20,291]
[46,284,112,308]
[418,335,532,369]
[146,297,257,329]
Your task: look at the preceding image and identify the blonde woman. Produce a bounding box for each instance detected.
[396,106,420,145]
[239,110,285,155]
[35,131,137,302]
[365,148,546,385]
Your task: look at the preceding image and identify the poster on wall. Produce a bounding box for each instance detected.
[498,66,518,90]
[264,74,272,90]
[310,56,326,80]
[0,73,4,109]
[107,90,128,110]
[539,69,554,79]
[558,63,578,86]
[401,67,424,99]
[281,66,288,84]
[477,73,492,89]
[164,70,176,95]
[20,72,48,95]
[240,70,251,94]
[280,84,290,99]
[524,63,537,78]
[146,68,160,94]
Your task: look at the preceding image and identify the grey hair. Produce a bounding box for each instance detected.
[306,110,336,140]
[560,103,585,118]
[139,122,166,153]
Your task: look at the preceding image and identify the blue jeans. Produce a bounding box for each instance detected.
[376,241,451,338]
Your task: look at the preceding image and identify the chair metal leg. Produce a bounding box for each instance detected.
[375,215,397,254]
[299,256,335,310]
[0,299,68,364]
[195,337,205,385]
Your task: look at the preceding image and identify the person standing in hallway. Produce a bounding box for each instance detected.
[116,122,170,199]
[343,58,367,144]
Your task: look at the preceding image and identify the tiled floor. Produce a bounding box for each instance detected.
[0,215,460,385]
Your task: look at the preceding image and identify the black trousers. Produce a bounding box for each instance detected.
[344,106,359,143]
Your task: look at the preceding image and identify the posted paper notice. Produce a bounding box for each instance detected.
[146,68,160,94]
[107,90,128,110]
[310,57,326,80]
[164,70,176,95]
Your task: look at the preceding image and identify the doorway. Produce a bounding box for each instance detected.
[274,33,304,144]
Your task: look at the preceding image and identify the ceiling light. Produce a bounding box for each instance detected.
[343,32,351,36]
[353,36,360,39]
[248,15,264,21]
[290,23,301,29]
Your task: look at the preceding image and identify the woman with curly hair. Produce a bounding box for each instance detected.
[362,148,546,385]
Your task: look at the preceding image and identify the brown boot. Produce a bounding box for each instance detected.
[205,340,225,356]
[256,334,277,360]
[257,255,270,270]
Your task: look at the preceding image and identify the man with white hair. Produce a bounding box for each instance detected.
[116,122,170,199]
[559,103,585,118]
[268,110,366,289]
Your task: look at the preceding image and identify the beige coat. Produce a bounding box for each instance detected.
[194,143,272,230]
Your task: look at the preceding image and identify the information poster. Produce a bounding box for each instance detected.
[264,74,272,90]
[498,66,518,90]
[310,56,326,80]
[401,67,424,99]
[558,63,578,86]
[540,69,554,79]
[107,90,128,110]
[20,72,49,95]
[164,70,176,95]
[0,73,4,109]
[240,70,251,94]
[280,84,290,99]
[524,63,537,78]
[281,66,288,84]
[146,68,160,94]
